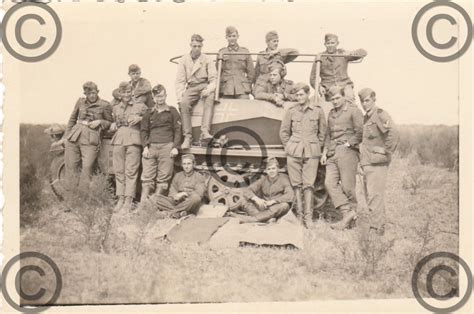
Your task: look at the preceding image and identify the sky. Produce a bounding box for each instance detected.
[3,0,472,125]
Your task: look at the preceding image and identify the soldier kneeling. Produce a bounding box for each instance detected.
[229,157,294,223]
[143,154,205,217]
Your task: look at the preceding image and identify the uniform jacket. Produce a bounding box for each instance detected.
[131,77,154,108]
[111,100,148,146]
[280,100,327,158]
[175,53,217,103]
[360,106,399,166]
[310,48,367,89]
[140,104,182,149]
[169,171,206,199]
[218,45,255,96]
[324,102,364,157]
[66,97,113,145]
[254,48,299,88]
[244,173,294,204]
[254,79,296,103]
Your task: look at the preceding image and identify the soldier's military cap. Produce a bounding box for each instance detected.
[327,85,343,98]
[265,156,280,168]
[226,26,238,36]
[268,60,287,78]
[191,34,204,43]
[83,81,98,92]
[291,82,310,94]
[265,30,278,42]
[128,64,141,73]
[44,124,65,135]
[118,81,132,91]
[324,33,338,42]
[358,88,376,100]
[181,154,195,161]
[151,84,167,96]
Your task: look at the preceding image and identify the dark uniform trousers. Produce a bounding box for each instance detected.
[242,202,290,220]
[65,141,99,184]
[141,143,174,190]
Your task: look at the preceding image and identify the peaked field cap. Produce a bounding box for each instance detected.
[226,26,238,35]
[324,33,338,41]
[128,64,141,73]
[265,30,278,42]
[152,84,167,95]
[118,81,132,91]
[83,81,98,92]
[265,156,280,168]
[358,88,376,99]
[181,154,195,161]
[327,85,343,98]
[191,34,204,42]
[291,82,310,94]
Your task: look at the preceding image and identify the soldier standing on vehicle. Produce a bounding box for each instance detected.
[310,33,367,103]
[279,83,326,228]
[229,157,294,223]
[358,88,399,236]
[128,64,154,108]
[140,84,182,200]
[253,31,299,94]
[110,82,149,213]
[218,26,255,99]
[146,154,206,217]
[175,34,217,149]
[254,61,296,107]
[321,86,364,230]
[65,81,113,185]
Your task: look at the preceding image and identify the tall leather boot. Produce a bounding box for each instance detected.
[155,183,167,196]
[294,187,304,223]
[303,188,314,229]
[200,98,214,142]
[180,105,193,149]
[330,204,357,230]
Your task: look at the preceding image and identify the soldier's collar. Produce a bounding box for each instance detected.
[86,97,101,106]
[153,103,171,112]
[365,105,378,117]
[183,170,194,177]
[267,173,280,183]
[227,44,239,51]
[300,100,314,111]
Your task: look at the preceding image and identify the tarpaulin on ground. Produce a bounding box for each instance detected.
[165,217,230,244]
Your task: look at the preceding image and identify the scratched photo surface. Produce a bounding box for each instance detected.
[2,0,471,309]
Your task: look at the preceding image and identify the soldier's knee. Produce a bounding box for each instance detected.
[188,193,201,205]
[179,100,192,112]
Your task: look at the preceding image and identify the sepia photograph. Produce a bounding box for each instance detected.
[1,0,472,312]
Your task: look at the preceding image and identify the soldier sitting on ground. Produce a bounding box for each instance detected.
[310,33,367,103]
[144,154,205,217]
[229,157,294,223]
[254,61,296,107]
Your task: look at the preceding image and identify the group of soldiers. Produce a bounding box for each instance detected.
[63,26,399,235]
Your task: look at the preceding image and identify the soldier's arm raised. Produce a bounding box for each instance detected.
[278,48,299,63]
[346,48,368,61]
[279,109,292,146]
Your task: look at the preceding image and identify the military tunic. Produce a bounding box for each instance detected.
[309,48,367,101]
[241,174,294,220]
[253,48,298,94]
[280,100,327,189]
[111,100,148,198]
[131,77,154,108]
[360,106,399,230]
[151,170,206,216]
[254,79,296,105]
[324,102,364,209]
[218,45,255,98]
[65,97,113,183]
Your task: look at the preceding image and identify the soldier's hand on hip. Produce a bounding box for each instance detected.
[170,148,179,157]
[128,116,142,126]
[88,120,101,129]
[320,154,327,165]
[142,146,150,158]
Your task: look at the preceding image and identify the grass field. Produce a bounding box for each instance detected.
[19,124,459,304]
